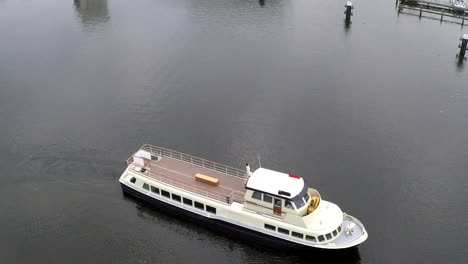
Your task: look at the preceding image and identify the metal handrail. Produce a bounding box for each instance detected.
[125,144,247,204]
[128,166,235,203]
[128,144,247,179]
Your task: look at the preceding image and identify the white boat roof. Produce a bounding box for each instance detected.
[246,168,305,198]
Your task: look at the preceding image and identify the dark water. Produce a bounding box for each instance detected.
[1,0,468,263]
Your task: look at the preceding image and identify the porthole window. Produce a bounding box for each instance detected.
[306,235,316,242]
[143,183,149,190]
[206,205,216,214]
[292,232,303,239]
[333,230,338,237]
[183,198,193,206]
[172,194,181,202]
[252,191,262,200]
[264,224,275,231]
[326,233,332,240]
[338,225,342,232]
[318,235,325,242]
[151,186,159,194]
[161,190,170,198]
[278,228,289,235]
[130,177,136,184]
[194,201,204,210]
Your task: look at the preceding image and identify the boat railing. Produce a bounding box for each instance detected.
[128,165,246,204]
[129,144,247,179]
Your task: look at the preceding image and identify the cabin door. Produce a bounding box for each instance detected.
[273,198,282,215]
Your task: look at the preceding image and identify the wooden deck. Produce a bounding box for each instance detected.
[127,145,247,204]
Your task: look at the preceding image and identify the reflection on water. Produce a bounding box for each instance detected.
[125,193,361,264]
[74,0,110,29]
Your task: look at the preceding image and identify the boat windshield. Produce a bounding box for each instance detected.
[292,196,305,209]
[291,186,310,209]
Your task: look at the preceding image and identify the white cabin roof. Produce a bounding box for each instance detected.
[246,168,305,198]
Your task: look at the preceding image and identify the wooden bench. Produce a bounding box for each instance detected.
[195,173,219,186]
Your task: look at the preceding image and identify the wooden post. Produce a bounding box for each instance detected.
[344,1,354,25]
[459,34,468,61]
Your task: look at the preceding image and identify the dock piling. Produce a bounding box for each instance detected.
[459,34,468,61]
[344,1,354,25]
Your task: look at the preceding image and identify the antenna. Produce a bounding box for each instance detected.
[257,153,262,168]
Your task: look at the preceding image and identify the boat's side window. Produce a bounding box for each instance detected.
[143,183,149,191]
[206,205,216,214]
[130,177,136,184]
[333,230,338,237]
[252,191,262,200]
[194,201,204,210]
[303,192,310,203]
[284,200,293,209]
[306,235,316,242]
[326,233,332,240]
[264,224,275,231]
[278,228,289,235]
[338,225,342,233]
[292,232,304,239]
[183,198,193,206]
[318,235,325,242]
[151,186,160,194]
[263,194,273,204]
[172,194,181,202]
[274,199,282,206]
[161,190,170,198]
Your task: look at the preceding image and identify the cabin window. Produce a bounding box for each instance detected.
[194,201,204,210]
[306,235,316,242]
[318,235,325,242]
[206,206,216,214]
[143,183,149,190]
[161,190,170,198]
[292,232,304,239]
[263,194,273,204]
[183,198,193,206]
[278,228,289,235]
[338,225,342,232]
[252,191,262,200]
[303,192,310,202]
[326,233,332,240]
[151,186,159,194]
[264,224,275,231]
[284,200,293,209]
[333,230,338,237]
[130,177,136,184]
[274,199,282,206]
[292,198,305,209]
[172,194,181,202]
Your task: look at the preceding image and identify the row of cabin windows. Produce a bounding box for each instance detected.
[252,191,310,210]
[131,178,216,215]
[264,224,342,243]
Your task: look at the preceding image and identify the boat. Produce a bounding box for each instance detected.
[119,144,368,249]
[452,0,466,8]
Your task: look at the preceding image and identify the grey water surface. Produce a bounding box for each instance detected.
[1,0,468,263]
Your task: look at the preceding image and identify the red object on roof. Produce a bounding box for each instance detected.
[288,174,301,179]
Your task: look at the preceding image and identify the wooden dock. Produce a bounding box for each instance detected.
[397,0,468,26]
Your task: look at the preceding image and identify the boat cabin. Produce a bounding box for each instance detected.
[244,168,320,217]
